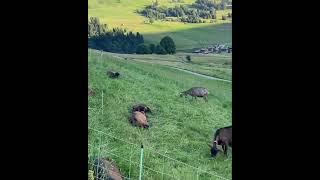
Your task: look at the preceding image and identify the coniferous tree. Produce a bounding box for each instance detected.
[149,44,156,54]
[136,44,151,54]
[88,17,145,54]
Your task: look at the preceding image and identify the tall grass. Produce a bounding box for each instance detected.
[88,49,232,179]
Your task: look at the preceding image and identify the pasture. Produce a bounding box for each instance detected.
[88,49,232,179]
[88,0,232,51]
[106,52,232,81]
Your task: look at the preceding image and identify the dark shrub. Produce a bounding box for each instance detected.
[136,44,151,54]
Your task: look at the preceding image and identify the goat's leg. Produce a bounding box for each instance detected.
[224,145,228,156]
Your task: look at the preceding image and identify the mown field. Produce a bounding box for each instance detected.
[106,52,232,81]
[88,0,232,51]
[88,49,232,179]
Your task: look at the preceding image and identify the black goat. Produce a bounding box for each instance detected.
[209,126,232,157]
[132,104,151,113]
[107,70,120,78]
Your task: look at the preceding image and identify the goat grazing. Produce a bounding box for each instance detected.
[180,87,209,102]
[129,111,149,128]
[107,70,120,78]
[209,126,232,157]
[132,104,151,113]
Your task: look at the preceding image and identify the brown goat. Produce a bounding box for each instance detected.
[93,157,123,180]
[129,111,149,128]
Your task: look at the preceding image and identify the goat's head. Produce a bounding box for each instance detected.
[180,92,186,97]
[208,142,220,157]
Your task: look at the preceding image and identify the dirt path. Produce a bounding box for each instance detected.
[171,67,232,83]
[107,52,232,83]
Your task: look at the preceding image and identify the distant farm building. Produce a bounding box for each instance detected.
[193,43,232,54]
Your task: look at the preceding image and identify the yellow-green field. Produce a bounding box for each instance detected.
[88,0,232,51]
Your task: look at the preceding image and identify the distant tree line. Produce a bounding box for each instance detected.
[136,36,176,55]
[138,0,231,23]
[88,17,176,55]
[88,17,144,54]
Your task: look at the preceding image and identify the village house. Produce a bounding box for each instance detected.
[193,43,232,54]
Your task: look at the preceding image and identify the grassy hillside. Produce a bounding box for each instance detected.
[88,49,232,179]
[88,0,232,51]
[107,52,232,80]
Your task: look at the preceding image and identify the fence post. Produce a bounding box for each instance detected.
[129,144,133,180]
[196,170,199,180]
[101,91,104,115]
[139,144,144,180]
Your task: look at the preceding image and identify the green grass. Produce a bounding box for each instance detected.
[88,49,232,180]
[105,52,232,81]
[88,0,232,51]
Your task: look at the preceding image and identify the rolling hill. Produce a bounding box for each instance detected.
[88,0,232,51]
